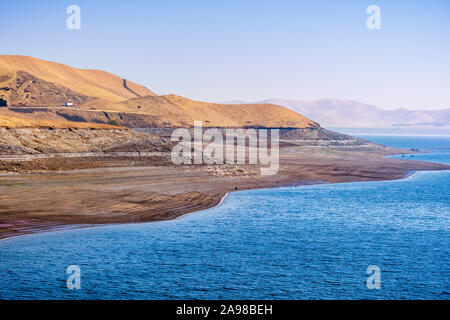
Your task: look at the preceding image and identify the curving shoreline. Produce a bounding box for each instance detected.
[0,192,233,243]
[1,146,449,241]
[2,167,448,243]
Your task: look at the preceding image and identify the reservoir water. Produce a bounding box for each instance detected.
[0,135,449,299]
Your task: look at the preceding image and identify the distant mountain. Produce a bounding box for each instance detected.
[224,98,450,129]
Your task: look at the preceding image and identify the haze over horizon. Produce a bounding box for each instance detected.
[223,97,450,112]
[2,0,450,111]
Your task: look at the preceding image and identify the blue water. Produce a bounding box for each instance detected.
[356,135,450,152]
[0,136,449,300]
[356,135,450,165]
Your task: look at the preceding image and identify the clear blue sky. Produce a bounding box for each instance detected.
[1,0,449,110]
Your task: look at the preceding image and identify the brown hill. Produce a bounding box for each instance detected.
[112,94,318,128]
[0,55,318,128]
[0,70,89,106]
[0,111,122,129]
[0,55,156,104]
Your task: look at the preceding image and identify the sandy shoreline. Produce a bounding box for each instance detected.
[1,145,449,241]
[0,192,233,243]
[0,168,444,243]
[0,171,413,243]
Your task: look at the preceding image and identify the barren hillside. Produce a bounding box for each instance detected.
[0,111,122,129]
[0,55,318,129]
[0,55,156,104]
[111,94,319,128]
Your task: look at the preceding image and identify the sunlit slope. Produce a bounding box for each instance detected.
[0,55,156,103]
[0,55,319,128]
[0,112,121,129]
[116,94,319,128]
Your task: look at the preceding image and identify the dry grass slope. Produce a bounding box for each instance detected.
[0,55,319,129]
[114,94,319,128]
[0,113,122,129]
[0,55,156,103]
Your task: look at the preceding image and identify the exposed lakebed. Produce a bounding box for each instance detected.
[0,135,448,299]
